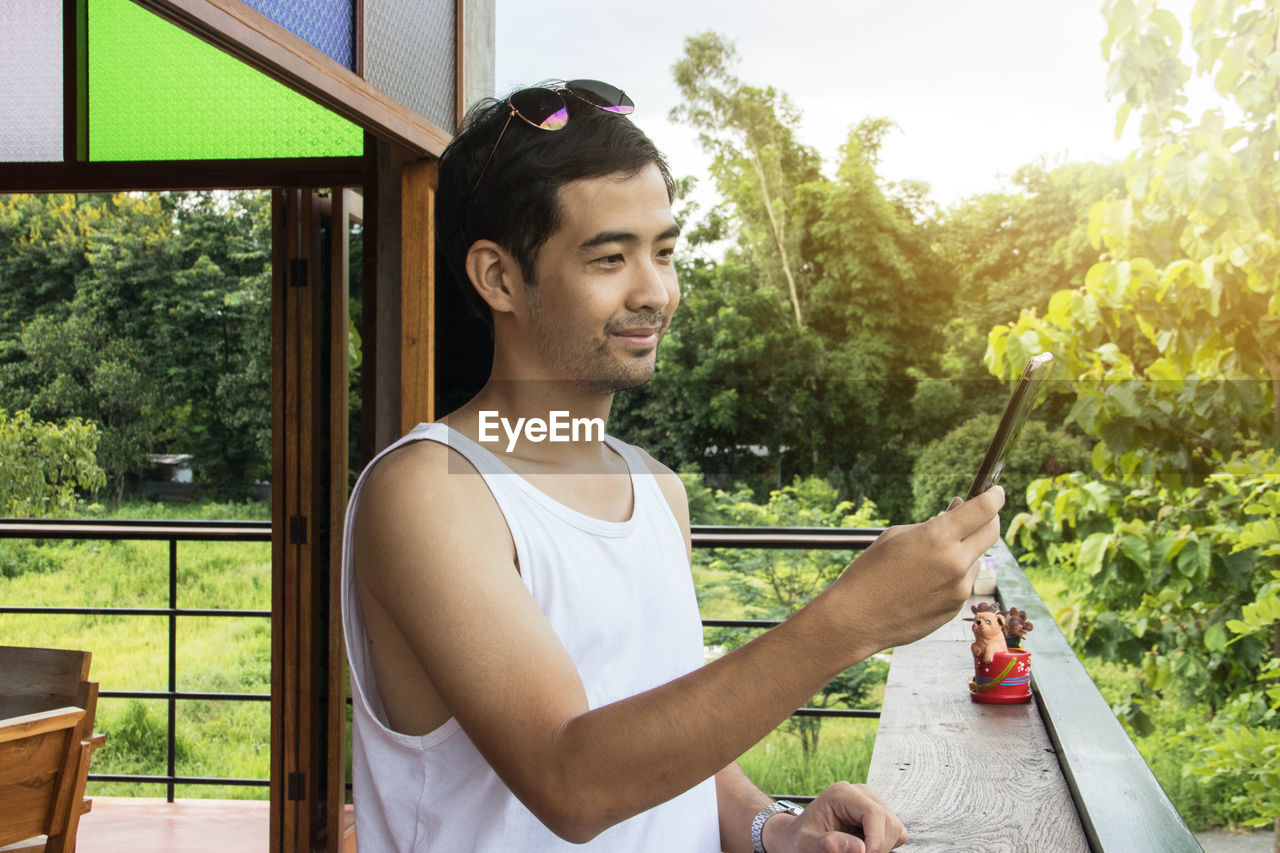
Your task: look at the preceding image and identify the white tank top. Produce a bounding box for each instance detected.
[341,422,721,852]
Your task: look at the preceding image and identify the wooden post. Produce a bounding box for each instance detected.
[326,190,353,851]
[269,188,289,852]
[365,139,413,454]
[272,188,348,851]
[400,160,438,433]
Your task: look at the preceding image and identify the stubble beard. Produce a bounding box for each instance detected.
[527,290,665,397]
[575,334,659,396]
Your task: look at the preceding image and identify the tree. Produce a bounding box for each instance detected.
[0,191,273,500]
[671,33,822,327]
[801,118,955,383]
[17,308,162,501]
[0,194,98,333]
[614,36,969,519]
[159,192,273,492]
[910,412,1092,523]
[936,159,1126,386]
[0,408,104,517]
[614,258,824,492]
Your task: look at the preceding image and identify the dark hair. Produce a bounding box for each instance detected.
[436,85,675,325]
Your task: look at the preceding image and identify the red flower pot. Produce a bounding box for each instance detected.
[969,649,1032,704]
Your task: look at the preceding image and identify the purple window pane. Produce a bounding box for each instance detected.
[241,0,354,70]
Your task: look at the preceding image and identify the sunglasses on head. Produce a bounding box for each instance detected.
[473,79,635,191]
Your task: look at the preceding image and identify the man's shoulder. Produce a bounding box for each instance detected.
[354,434,498,533]
[361,434,456,490]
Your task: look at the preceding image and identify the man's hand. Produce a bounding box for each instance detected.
[819,486,1005,658]
[761,783,907,853]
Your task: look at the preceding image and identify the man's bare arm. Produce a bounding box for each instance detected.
[354,440,1002,843]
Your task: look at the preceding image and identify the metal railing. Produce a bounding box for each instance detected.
[0,519,878,803]
[0,518,272,801]
[692,526,883,802]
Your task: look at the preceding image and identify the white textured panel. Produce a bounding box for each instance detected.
[365,0,456,132]
[0,0,63,161]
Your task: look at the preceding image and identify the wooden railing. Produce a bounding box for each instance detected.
[865,540,1201,851]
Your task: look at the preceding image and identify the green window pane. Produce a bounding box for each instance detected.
[89,0,362,161]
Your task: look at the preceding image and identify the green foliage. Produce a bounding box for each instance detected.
[17,308,164,499]
[910,412,1093,522]
[1193,686,1280,829]
[989,1,1280,483]
[935,159,1125,388]
[985,1,1280,827]
[0,408,105,517]
[1083,655,1258,830]
[696,475,886,618]
[800,119,955,385]
[0,541,57,580]
[1011,452,1277,703]
[0,191,272,500]
[738,718,879,797]
[615,261,825,493]
[1195,555,1280,828]
[98,699,191,773]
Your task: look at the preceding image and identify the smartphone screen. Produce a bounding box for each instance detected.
[966,353,1055,500]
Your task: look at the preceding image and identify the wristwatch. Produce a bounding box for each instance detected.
[751,799,804,853]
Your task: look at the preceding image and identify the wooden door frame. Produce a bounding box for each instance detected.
[270,187,355,851]
[271,165,435,850]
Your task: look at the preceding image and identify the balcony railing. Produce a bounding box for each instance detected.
[0,518,1200,849]
[0,519,878,802]
[0,518,272,802]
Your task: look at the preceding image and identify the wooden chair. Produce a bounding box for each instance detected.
[0,707,90,852]
[0,647,104,853]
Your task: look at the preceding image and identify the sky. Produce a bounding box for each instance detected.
[492,0,1202,209]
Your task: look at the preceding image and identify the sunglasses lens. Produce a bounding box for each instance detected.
[509,87,569,130]
[566,79,635,114]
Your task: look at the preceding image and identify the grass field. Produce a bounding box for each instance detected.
[738,717,880,795]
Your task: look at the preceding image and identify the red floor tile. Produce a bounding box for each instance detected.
[77,798,269,852]
[75,797,355,852]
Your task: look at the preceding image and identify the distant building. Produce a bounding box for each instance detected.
[146,453,193,484]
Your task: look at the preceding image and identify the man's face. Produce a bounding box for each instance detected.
[521,162,680,394]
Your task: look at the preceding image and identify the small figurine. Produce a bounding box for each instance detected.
[966,602,1032,704]
[964,602,1007,663]
[1000,607,1034,649]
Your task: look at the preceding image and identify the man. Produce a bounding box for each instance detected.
[341,80,1004,852]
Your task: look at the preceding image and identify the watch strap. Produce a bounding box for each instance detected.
[751,799,804,853]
